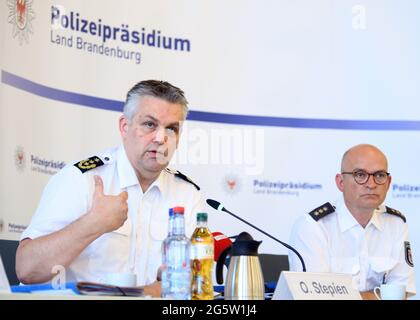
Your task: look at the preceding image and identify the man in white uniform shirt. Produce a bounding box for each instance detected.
[16,80,203,296]
[289,144,415,299]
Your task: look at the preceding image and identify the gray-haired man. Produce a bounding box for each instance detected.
[16,81,203,296]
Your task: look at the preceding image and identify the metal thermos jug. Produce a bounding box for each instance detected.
[216,232,265,300]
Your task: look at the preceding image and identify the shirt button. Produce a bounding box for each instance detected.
[104,157,110,161]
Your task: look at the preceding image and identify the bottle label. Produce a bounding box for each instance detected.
[191,243,213,260]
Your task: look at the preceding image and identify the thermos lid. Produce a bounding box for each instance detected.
[230,232,262,256]
[231,240,262,256]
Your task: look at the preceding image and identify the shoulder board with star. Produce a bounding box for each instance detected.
[74,156,105,173]
[308,202,336,221]
[384,206,406,223]
[166,168,200,191]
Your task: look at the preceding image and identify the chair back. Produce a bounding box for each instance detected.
[0,240,20,285]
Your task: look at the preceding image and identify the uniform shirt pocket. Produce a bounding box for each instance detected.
[368,257,398,285]
[88,221,132,276]
[112,221,131,237]
[149,218,167,240]
[330,257,359,274]
[147,214,167,283]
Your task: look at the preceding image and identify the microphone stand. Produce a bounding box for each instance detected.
[221,207,306,272]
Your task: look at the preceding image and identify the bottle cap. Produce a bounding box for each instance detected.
[173,206,185,215]
[196,212,208,222]
[168,208,174,216]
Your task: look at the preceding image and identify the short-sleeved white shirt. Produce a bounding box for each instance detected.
[21,145,204,286]
[288,197,416,294]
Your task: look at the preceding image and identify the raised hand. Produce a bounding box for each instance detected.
[88,175,129,234]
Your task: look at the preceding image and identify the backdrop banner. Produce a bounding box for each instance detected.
[1,0,419,295]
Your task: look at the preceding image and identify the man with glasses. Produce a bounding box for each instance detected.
[288,144,415,299]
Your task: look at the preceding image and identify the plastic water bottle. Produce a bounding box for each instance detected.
[162,208,175,253]
[161,208,174,283]
[161,206,191,299]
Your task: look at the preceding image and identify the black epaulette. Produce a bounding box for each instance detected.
[308,202,336,221]
[166,168,200,190]
[384,206,406,223]
[74,156,104,173]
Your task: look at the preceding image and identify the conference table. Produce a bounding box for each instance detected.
[0,292,155,300]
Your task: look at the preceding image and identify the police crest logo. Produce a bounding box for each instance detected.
[74,156,104,173]
[14,145,26,171]
[7,0,36,44]
[405,241,414,267]
[222,174,241,195]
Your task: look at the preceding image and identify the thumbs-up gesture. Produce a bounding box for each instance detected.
[88,175,128,235]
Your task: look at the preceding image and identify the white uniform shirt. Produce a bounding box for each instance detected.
[288,197,416,294]
[21,145,204,286]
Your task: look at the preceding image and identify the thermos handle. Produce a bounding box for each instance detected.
[215,247,231,285]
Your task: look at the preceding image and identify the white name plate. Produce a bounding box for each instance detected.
[272,271,361,300]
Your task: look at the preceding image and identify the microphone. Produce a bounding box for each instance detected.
[206,199,306,272]
[212,232,233,262]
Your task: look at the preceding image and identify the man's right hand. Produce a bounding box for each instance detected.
[16,175,129,284]
[88,175,128,234]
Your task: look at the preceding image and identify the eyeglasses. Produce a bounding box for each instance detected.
[341,170,390,185]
